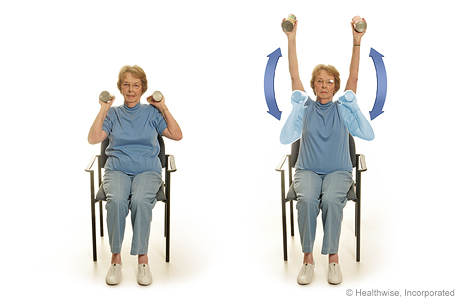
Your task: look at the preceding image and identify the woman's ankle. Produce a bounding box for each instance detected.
[111,253,121,264]
[138,254,148,264]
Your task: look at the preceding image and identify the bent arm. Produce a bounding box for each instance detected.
[88,105,110,145]
[148,96,182,141]
[161,106,182,141]
[338,91,374,141]
[280,90,308,144]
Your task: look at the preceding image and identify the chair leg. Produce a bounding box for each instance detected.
[91,201,97,261]
[282,199,288,261]
[355,201,358,237]
[99,201,104,237]
[289,200,294,237]
[165,200,170,263]
[164,202,167,238]
[356,199,361,262]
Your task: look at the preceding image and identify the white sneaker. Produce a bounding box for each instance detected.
[137,264,152,286]
[297,262,315,285]
[106,263,122,285]
[328,262,343,284]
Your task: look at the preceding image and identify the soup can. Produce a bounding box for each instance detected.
[282,14,297,32]
[152,91,163,102]
[99,91,114,103]
[352,15,367,33]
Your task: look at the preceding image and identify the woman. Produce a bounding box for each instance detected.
[280,18,374,285]
[88,65,182,286]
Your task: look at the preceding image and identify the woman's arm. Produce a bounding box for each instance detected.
[280,90,308,144]
[344,18,366,94]
[147,96,183,141]
[88,98,113,144]
[283,19,305,92]
[338,91,374,141]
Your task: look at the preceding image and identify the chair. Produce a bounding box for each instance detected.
[275,133,367,262]
[85,135,176,262]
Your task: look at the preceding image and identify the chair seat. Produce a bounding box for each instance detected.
[286,182,356,201]
[96,182,167,202]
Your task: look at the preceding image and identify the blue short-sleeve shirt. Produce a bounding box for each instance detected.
[102,103,167,176]
[296,98,352,175]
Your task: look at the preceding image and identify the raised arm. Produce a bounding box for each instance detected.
[282,19,305,92]
[344,17,366,94]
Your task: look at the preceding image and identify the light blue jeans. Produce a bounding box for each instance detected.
[293,169,353,255]
[103,170,162,255]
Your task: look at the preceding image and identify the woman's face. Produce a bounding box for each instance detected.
[314,70,336,104]
[121,72,143,107]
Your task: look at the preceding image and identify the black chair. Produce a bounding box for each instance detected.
[275,133,367,262]
[85,135,176,262]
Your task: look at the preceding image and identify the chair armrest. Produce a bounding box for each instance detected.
[276,155,290,172]
[166,154,177,172]
[357,154,367,172]
[85,155,99,172]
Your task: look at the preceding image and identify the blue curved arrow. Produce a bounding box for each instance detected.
[369,48,387,120]
[264,48,282,120]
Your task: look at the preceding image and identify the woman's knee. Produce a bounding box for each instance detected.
[130,193,156,210]
[106,193,130,215]
[321,172,352,207]
[296,193,320,213]
[321,192,347,210]
[105,185,130,207]
[130,172,160,208]
[103,170,131,202]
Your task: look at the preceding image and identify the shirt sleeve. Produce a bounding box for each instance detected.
[150,107,167,136]
[102,108,114,136]
[338,90,375,141]
[280,90,310,145]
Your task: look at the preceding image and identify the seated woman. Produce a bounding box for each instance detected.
[280,17,374,285]
[88,65,182,286]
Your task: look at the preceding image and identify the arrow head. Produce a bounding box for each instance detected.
[369,47,384,59]
[267,109,282,120]
[267,47,282,59]
[369,109,384,120]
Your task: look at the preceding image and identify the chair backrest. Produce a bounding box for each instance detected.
[99,134,166,169]
[290,132,357,169]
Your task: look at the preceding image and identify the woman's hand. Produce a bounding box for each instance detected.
[351,18,366,45]
[99,96,115,110]
[146,94,163,110]
[282,18,298,40]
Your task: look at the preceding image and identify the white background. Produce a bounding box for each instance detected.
[1,0,459,298]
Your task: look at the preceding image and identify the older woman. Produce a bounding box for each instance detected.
[280,18,374,285]
[88,65,182,286]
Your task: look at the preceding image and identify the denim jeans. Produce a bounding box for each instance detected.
[103,170,162,255]
[293,169,353,255]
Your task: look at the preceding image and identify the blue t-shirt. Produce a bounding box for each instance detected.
[280,90,374,175]
[102,103,167,176]
[297,98,351,174]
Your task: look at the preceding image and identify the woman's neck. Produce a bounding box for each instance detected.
[124,101,140,108]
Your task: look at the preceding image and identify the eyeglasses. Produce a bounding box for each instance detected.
[122,83,142,90]
[315,79,335,86]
